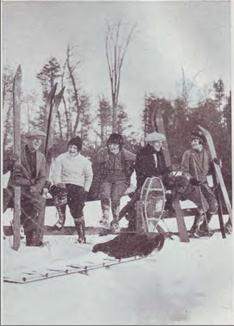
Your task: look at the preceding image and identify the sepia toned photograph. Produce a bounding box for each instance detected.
[1,0,233,325]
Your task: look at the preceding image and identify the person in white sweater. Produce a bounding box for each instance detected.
[51,136,93,243]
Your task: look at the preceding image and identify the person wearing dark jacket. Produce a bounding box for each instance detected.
[123,131,171,231]
[95,133,136,233]
[135,132,170,188]
[3,130,47,246]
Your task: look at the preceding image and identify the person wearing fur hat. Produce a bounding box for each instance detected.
[51,136,93,243]
[3,129,47,246]
[180,129,218,236]
[95,133,136,233]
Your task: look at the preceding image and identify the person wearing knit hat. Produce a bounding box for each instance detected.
[51,136,93,243]
[181,128,218,237]
[94,133,136,234]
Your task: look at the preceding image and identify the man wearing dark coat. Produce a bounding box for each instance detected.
[123,131,171,231]
[3,130,47,246]
[135,132,169,188]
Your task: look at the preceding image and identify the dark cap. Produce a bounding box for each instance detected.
[107,133,124,147]
[68,136,82,151]
[191,130,206,144]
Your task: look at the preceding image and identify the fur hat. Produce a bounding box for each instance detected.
[68,136,82,151]
[107,133,124,147]
[145,132,166,142]
[25,130,46,138]
[191,130,206,144]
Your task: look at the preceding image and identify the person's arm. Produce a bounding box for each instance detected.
[135,152,146,188]
[32,155,47,192]
[181,150,191,175]
[83,160,93,192]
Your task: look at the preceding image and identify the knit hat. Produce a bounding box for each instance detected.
[107,133,124,147]
[145,132,166,142]
[68,136,82,151]
[191,130,206,144]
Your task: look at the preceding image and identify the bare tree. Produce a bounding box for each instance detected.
[66,44,82,136]
[60,61,72,140]
[180,67,203,110]
[105,20,136,132]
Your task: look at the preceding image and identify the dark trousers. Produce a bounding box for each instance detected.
[4,185,44,239]
[20,187,44,234]
[66,184,86,219]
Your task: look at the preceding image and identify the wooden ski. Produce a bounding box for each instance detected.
[152,108,171,167]
[37,85,65,243]
[12,65,22,250]
[198,125,232,228]
[153,108,189,242]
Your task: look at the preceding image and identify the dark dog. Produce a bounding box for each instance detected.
[92,232,165,259]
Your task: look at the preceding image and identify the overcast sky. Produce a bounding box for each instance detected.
[2,0,231,131]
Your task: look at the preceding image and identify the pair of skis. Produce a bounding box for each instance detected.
[152,109,190,242]
[11,65,64,250]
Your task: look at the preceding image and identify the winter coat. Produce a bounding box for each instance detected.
[7,144,46,193]
[135,144,168,188]
[181,148,211,183]
[95,147,136,183]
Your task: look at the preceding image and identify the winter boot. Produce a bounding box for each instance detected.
[99,208,110,229]
[51,205,66,231]
[189,212,205,234]
[197,212,212,234]
[192,214,213,238]
[74,217,86,244]
[25,230,43,247]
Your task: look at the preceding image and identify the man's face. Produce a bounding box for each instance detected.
[108,143,120,155]
[191,138,202,151]
[68,144,79,156]
[27,136,43,151]
[150,140,163,152]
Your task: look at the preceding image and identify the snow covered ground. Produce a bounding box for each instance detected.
[2,172,234,325]
[2,196,234,325]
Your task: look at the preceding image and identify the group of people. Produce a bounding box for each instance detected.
[3,126,220,246]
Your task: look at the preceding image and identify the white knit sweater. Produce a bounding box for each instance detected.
[51,152,93,191]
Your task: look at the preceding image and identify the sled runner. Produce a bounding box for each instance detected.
[4,256,145,284]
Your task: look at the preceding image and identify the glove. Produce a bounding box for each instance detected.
[189,178,201,186]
